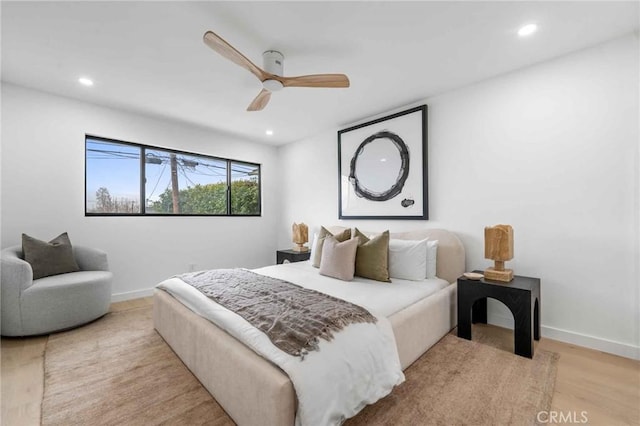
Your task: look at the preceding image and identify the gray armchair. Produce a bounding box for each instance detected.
[1,245,112,336]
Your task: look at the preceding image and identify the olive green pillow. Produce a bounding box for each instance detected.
[311,227,352,268]
[354,228,391,282]
[22,232,80,279]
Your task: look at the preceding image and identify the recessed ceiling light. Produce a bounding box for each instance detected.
[265,129,274,136]
[518,23,538,37]
[78,77,94,86]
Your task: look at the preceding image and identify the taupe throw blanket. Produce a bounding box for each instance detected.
[177,268,377,358]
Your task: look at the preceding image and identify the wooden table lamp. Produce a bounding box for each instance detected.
[484,224,514,282]
[292,222,309,252]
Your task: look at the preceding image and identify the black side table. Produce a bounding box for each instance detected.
[276,249,311,264]
[457,272,541,358]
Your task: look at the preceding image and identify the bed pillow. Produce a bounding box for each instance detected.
[311,227,351,268]
[388,238,428,281]
[426,239,439,279]
[319,236,358,281]
[353,228,391,282]
[22,232,80,279]
[310,232,319,262]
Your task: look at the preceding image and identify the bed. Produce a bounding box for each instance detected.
[153,227,465,426]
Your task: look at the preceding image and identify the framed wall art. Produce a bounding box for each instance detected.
[338,105,427,220]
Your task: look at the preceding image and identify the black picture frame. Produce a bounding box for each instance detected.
[338,105,428,220]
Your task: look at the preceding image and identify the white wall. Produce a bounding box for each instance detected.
[1,83,280,300]
[277,34,640,359]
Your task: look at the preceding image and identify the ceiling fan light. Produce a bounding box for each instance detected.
[262,79,284,92]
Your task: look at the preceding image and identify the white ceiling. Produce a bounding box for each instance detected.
[2,1,638,146]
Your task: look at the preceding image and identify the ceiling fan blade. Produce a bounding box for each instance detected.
[280,74,350,88]
[203,31,267,82]
[247,89,271,111]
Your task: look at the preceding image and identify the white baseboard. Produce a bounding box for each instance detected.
[111,288,155,303]
[541,325,640,360]
[487,313,640,360]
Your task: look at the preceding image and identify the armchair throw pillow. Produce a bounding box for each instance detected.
[22,232,80,279]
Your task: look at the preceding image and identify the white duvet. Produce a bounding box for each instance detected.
[156,261,449,426]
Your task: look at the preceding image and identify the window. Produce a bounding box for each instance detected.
[86,139,141,213]
[230,162,261,215]
[85,135,261,216]
[144,149,228,215]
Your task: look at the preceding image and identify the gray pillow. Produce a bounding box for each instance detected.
[319,236,359,281]
[312,227,352,268]
[22,232,80,279]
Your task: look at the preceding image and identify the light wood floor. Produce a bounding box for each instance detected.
[2,297,639,425]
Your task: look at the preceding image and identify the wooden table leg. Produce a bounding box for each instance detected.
[513,297,533,358]
[457,294,473,341]
[472,298,487,324]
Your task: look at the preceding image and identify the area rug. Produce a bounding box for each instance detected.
[42,306,558,425]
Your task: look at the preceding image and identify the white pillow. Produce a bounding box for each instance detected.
[388,238,428,281]
[310,233,319,262]
[426,239,439,279]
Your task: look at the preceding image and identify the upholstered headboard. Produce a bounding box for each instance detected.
[327,226,465,284]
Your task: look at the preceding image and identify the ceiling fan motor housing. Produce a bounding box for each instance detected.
[262,50,285,91]
[263,50,284,75]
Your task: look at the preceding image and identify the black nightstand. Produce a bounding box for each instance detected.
[276,249,311,264]
[457,272,541,358]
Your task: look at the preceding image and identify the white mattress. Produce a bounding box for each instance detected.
[253,260,450,318]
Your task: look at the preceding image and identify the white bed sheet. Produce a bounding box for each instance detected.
[253,260,450,317]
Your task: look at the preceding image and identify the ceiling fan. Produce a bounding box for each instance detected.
[203,30,350,111]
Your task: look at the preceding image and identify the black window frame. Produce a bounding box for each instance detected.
[85,134,262,217]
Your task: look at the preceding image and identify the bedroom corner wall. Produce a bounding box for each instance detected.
[276,34,640,359]
[1,83,280,300]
